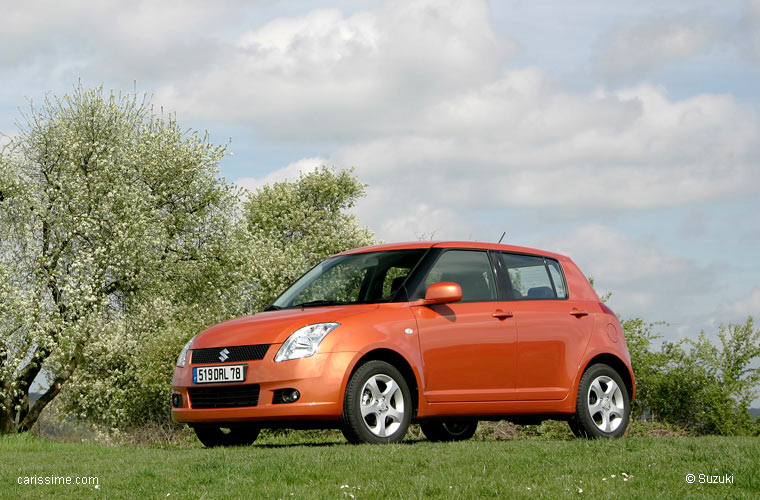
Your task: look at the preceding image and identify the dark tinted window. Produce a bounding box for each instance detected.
[424,250,497,302]
[501,253,557,300]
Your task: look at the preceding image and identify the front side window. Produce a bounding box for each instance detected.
[424,250,497,302]
[501,253,560,300]
[271,250,425,309]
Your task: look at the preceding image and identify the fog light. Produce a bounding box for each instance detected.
[274,388,301,404]
[282,389,300,403]
[172,393,183,408]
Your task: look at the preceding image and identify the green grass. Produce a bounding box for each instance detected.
[1,432,758,499]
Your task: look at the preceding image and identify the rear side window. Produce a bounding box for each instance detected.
[501,253,566,300]
[424,250,497,302]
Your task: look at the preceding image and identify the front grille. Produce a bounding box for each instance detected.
[191,344,270,364]
[188,385,260,409]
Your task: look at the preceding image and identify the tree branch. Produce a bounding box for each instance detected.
[12,343,52,410]
[18,344,81,432]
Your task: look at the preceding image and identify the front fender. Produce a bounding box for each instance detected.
[320,303,426,415]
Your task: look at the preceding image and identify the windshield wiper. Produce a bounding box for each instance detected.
[263,304,282,311]
[292,300,348,308]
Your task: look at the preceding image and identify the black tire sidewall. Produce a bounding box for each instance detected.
[342,360,412,444]
[575,363,630,438]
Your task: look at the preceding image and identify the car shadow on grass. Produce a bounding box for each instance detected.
[251,438,427,449]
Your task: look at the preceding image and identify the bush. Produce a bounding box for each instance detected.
[624,317,760,435]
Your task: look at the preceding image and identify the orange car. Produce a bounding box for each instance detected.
[172,241,635,446]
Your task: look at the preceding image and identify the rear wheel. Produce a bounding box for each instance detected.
[341,360,412,444]
[420,420,478,442]
[193,424,260,447]
[572,363,630,438]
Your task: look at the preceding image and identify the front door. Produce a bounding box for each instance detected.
[413,249,517,402]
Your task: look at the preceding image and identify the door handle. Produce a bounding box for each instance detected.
[492,310,514,319]
[569,309,589,317]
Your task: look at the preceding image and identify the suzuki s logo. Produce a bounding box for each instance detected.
[218,348,230,362]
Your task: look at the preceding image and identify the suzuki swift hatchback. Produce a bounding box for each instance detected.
[172,241,635,446]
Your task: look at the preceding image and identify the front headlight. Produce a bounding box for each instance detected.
[176,335,197,367]
[275,322,340,362]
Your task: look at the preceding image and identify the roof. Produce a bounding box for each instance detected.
[335,240,568,260]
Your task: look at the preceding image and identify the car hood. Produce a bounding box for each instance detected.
[191,304,380,349]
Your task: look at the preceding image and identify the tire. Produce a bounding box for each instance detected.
[341,360,412,444]
[193,424,260,447]
[572,363,630,439]
[420,420,478,442]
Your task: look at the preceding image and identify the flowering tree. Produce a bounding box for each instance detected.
[0,86,235,433]
[62,167,376,429]
[242,167,375,305]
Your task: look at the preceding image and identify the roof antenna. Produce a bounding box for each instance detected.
[498,231,506,244]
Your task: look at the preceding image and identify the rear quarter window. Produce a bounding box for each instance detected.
[546,259,568,299]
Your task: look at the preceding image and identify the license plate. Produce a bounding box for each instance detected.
[193,364,246,384]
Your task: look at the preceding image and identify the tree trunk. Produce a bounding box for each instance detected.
[0,409,16,434]
[17,344,81,433]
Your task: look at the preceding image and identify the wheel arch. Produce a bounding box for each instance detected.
[345,348,421,419]
[578,353,635,403]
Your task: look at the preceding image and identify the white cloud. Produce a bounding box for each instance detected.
[740,0,760,62]
[719,288,760,318]
[234,155,471,243]
[324,78,760,233]
[155,0,516,139]
[6,1,757,223]
[221,37,760,240]
[235,157,326,193]
[0,0,241,79]
[535,224,711,319]
[600,16,722,79]
[4,0,755,238]
[145,1,760,226]
[536,224,691,283]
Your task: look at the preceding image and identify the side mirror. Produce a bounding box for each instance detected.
[419,281,462,306]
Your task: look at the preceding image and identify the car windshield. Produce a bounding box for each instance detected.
[270,250,426,309]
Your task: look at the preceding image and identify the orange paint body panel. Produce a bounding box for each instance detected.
[172,241,635,430]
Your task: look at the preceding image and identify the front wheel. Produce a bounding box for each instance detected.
[420,420,478,442]
[341,360,412,444]
[572,363,630,438]
[193,424,260,447]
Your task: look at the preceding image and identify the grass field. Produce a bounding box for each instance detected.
[1,431,758,499]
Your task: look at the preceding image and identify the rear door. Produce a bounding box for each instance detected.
[497,252,594,400]
[412,249,517,402]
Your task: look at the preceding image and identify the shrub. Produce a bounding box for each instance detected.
[623,317,760,435]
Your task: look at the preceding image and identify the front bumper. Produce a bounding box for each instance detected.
[171,349,355,424]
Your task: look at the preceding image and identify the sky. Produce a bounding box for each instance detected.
[1,0,759,344]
